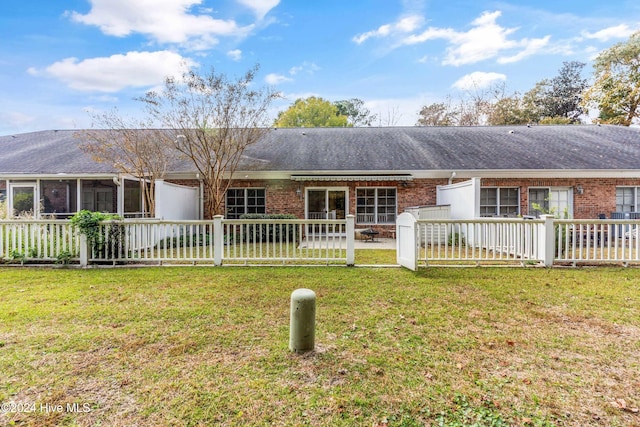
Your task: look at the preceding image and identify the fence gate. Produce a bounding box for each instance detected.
[396,212,417,271]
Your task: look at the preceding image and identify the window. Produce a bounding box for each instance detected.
[528,187,572,218]
[226,188,266,219]
[616,187,636,212]
[356,188,396,224]
[480,188,519,217]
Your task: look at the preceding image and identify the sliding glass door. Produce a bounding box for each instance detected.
[306,188,347,220]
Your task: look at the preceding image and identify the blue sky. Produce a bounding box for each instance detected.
[1,0,639,135]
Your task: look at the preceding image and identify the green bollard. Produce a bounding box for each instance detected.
[289,289,316,352]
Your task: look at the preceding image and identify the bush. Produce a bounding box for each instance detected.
[156,232,211,249]
[238,214,299,243]
[70,210,123,258]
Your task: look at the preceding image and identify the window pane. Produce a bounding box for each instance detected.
[529,189,549,216]
[12,186,35,216]
[356,188,376,223]
[226,189,266,219]
[616,187,635,212]
[377,188,396,223]
[499,188,519,216]
[480,188,497,217]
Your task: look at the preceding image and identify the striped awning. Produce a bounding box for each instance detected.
[290,175,413,182]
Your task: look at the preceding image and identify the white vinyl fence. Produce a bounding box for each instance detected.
[396,213,640,269]
[5,215,640,268]
[0,220,79,262]
[85,215,355,266]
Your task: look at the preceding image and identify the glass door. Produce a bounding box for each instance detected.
[306,189,347,220]
[9,183,37,217]
[306,188,348,235]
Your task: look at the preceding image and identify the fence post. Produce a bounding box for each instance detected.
[213,215,223,266]
[79,234,88,267]
[346,214,355,266]
[540,215,555,267]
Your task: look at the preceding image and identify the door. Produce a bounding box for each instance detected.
[306,189,347,220]
[529,187,572,218]
[306,188,348,236]
[9,183,37,217]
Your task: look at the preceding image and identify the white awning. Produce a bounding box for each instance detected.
[290,175,413,182]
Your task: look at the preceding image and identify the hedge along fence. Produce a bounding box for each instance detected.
[236,214,300,243]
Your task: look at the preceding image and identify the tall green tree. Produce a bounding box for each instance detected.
[532,61,588,123]
[487,95,531,125]
[582,31,640,126]
[274,97,349,127]
[333,98,377,127]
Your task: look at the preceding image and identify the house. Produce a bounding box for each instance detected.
[2,125,640,226]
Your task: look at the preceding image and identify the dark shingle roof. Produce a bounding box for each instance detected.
[245,125,640,171]
[1,125,640,175]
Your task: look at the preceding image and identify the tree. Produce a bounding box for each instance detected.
[582,31,640,126]
[78,109,170,217]
[274,96,349,127]
[487,95,531,125]
[416,101,457,126]
[532,61,588,123]
[140,65,280,217]
[333,98,377,127]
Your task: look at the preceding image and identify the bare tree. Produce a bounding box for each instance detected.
[140,65,280,218]
[78,110,170,217]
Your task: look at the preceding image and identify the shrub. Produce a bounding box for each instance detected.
[238,214,299,243]
[70,210,123,258]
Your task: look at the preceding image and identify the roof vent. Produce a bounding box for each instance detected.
[508,130,515,134]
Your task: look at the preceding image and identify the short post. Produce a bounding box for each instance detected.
[289,288,316,352]
[79,234,88,268]
[346,214,355,266]
[540,214,555,267]
[213,215,223,266]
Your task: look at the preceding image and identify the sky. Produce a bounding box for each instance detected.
[1,0,639,135]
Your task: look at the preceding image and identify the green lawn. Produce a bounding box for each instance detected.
[0,265,639,426]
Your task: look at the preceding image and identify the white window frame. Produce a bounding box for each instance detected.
[528,187,573,218]
[8,182,38,218]
[356,187,397,225]
[616,187,638,212]
[480,187,520,217]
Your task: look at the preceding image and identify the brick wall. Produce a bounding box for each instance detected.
[166,177,640,221]
[478,177,640,219]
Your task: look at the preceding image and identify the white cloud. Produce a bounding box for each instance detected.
[36,51,194,92]
[452,72,506,90]
[353,14,423,44]
[289,62,320,75]
[265,73,292,85]
[227,49,242,61]
[69,0,253,50]
[236,0,280,20]
[582,24,635,42]
[402,11,550,66]
[497,36,550,64]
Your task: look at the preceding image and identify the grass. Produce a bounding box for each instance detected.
[0,265,639,426]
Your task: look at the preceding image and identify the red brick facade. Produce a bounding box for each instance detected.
[166,176,640,223]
